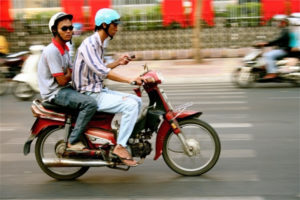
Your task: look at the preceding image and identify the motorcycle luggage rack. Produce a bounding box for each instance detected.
[31,99,66,121]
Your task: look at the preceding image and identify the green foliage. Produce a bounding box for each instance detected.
[225,2,261,27]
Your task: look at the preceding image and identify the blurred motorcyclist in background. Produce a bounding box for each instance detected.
[288,14,300,60]
[256,15,290,79]
[0,28,9,57]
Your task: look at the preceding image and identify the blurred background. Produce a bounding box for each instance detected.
[1,0,299,60]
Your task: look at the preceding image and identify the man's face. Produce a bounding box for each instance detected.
[107,23,118,37]
[57,19,73,41]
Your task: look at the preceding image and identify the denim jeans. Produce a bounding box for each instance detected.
[52,87,98,144]
[263,49,287,73]
[86,88,142,147]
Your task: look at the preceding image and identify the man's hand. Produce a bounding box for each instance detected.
[117,54,132,66]
[291,47,300,52]
[254,42,267,48]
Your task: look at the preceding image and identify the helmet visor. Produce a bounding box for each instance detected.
[111,19,121,25]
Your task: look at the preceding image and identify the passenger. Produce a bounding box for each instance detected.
[37,12,98,151]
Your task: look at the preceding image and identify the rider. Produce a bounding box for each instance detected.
[73,8,146,167]
[256,15,291,79]
[37,12,98,151]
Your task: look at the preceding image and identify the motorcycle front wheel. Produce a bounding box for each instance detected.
[162,118,221,176]
[35,126,89,180]
[232,68,256,88]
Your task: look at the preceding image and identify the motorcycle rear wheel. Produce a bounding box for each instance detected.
[0,72,8,95]
[162,118,221,176]
[13,82,35,100]
[35,126,89,180]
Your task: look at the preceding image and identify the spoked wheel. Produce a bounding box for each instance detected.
[35,126,89,180]
[162,118,221,176]
[232,68,256,88]
[0,73,8,95]
[13,82,35,100]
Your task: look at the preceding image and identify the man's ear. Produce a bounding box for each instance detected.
[103,23,107,29]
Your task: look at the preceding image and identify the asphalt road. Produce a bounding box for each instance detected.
[0,82,299,200]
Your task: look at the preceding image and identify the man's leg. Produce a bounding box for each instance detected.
[87,88,140,166]
[263,49,287,74]
[88,88,141,146]
[53,87,98,145]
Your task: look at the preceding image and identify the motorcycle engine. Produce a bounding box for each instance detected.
[129,141,152,158]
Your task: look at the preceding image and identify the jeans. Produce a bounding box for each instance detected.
[86,88,142,147]
[263,49,287,73]
[52,87,98,144]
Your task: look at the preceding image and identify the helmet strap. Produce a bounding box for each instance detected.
[57,31,72,44]
[104,24,113,40]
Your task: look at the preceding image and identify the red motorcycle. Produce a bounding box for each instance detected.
[24,66,221,180]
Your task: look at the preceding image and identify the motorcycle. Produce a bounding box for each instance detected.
[232,47,300,88]
[12,45,44,100]
[0,50,29,95]
[23,66,221,180]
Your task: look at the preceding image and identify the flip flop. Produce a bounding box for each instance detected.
[112,153,138,167]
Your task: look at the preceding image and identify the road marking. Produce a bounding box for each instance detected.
[219,134,253,141]
[211,123,252,128]
[220,149,256,158]
[20,197,265,200]
[168,92,246,95]
[179,170,259,182]
[0,127,16,132]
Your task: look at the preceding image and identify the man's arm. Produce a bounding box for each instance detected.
[55,68,72,86]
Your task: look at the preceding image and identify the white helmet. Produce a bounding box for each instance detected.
[49,12,73,33]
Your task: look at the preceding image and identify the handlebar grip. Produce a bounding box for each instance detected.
[130,54,136,59]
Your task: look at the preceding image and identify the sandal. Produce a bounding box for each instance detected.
[67,141,88,151]
[113,144,138,167]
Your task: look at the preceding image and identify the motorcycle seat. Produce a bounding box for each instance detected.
[41,101,78,114]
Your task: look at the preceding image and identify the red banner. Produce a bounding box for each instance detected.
[290,0,300,13]
[162,0,186,27]
[0,0,14,32]
[88,0,111,30]
[261,0,300,22]
[61,0,85,24]
[162,0,214,28]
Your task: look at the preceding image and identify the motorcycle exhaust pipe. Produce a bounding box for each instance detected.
[43,158,114,167]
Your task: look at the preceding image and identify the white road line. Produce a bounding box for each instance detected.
[220,149,256,158]
[0,127,16,132]
[20,197,265,200]
[193,101,247,105]
[179,170,259,182]
[170,95,247,99]
[219,134,253,141]
[211,123,252,128]
[168,92,246,95]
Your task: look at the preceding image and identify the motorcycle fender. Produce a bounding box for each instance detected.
[12,73,29,82]
[23,118,64,155]
[154,111,202,160]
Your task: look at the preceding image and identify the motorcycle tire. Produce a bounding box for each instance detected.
[35,126,89,180]
[232,68,256,88]
[13,82,35,100]
[0,72,8,95]
[162,118,221,176]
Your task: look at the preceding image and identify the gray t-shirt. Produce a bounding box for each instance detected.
[37,40,72,101]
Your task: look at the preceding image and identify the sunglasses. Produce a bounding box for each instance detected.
[61,26,74,31]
